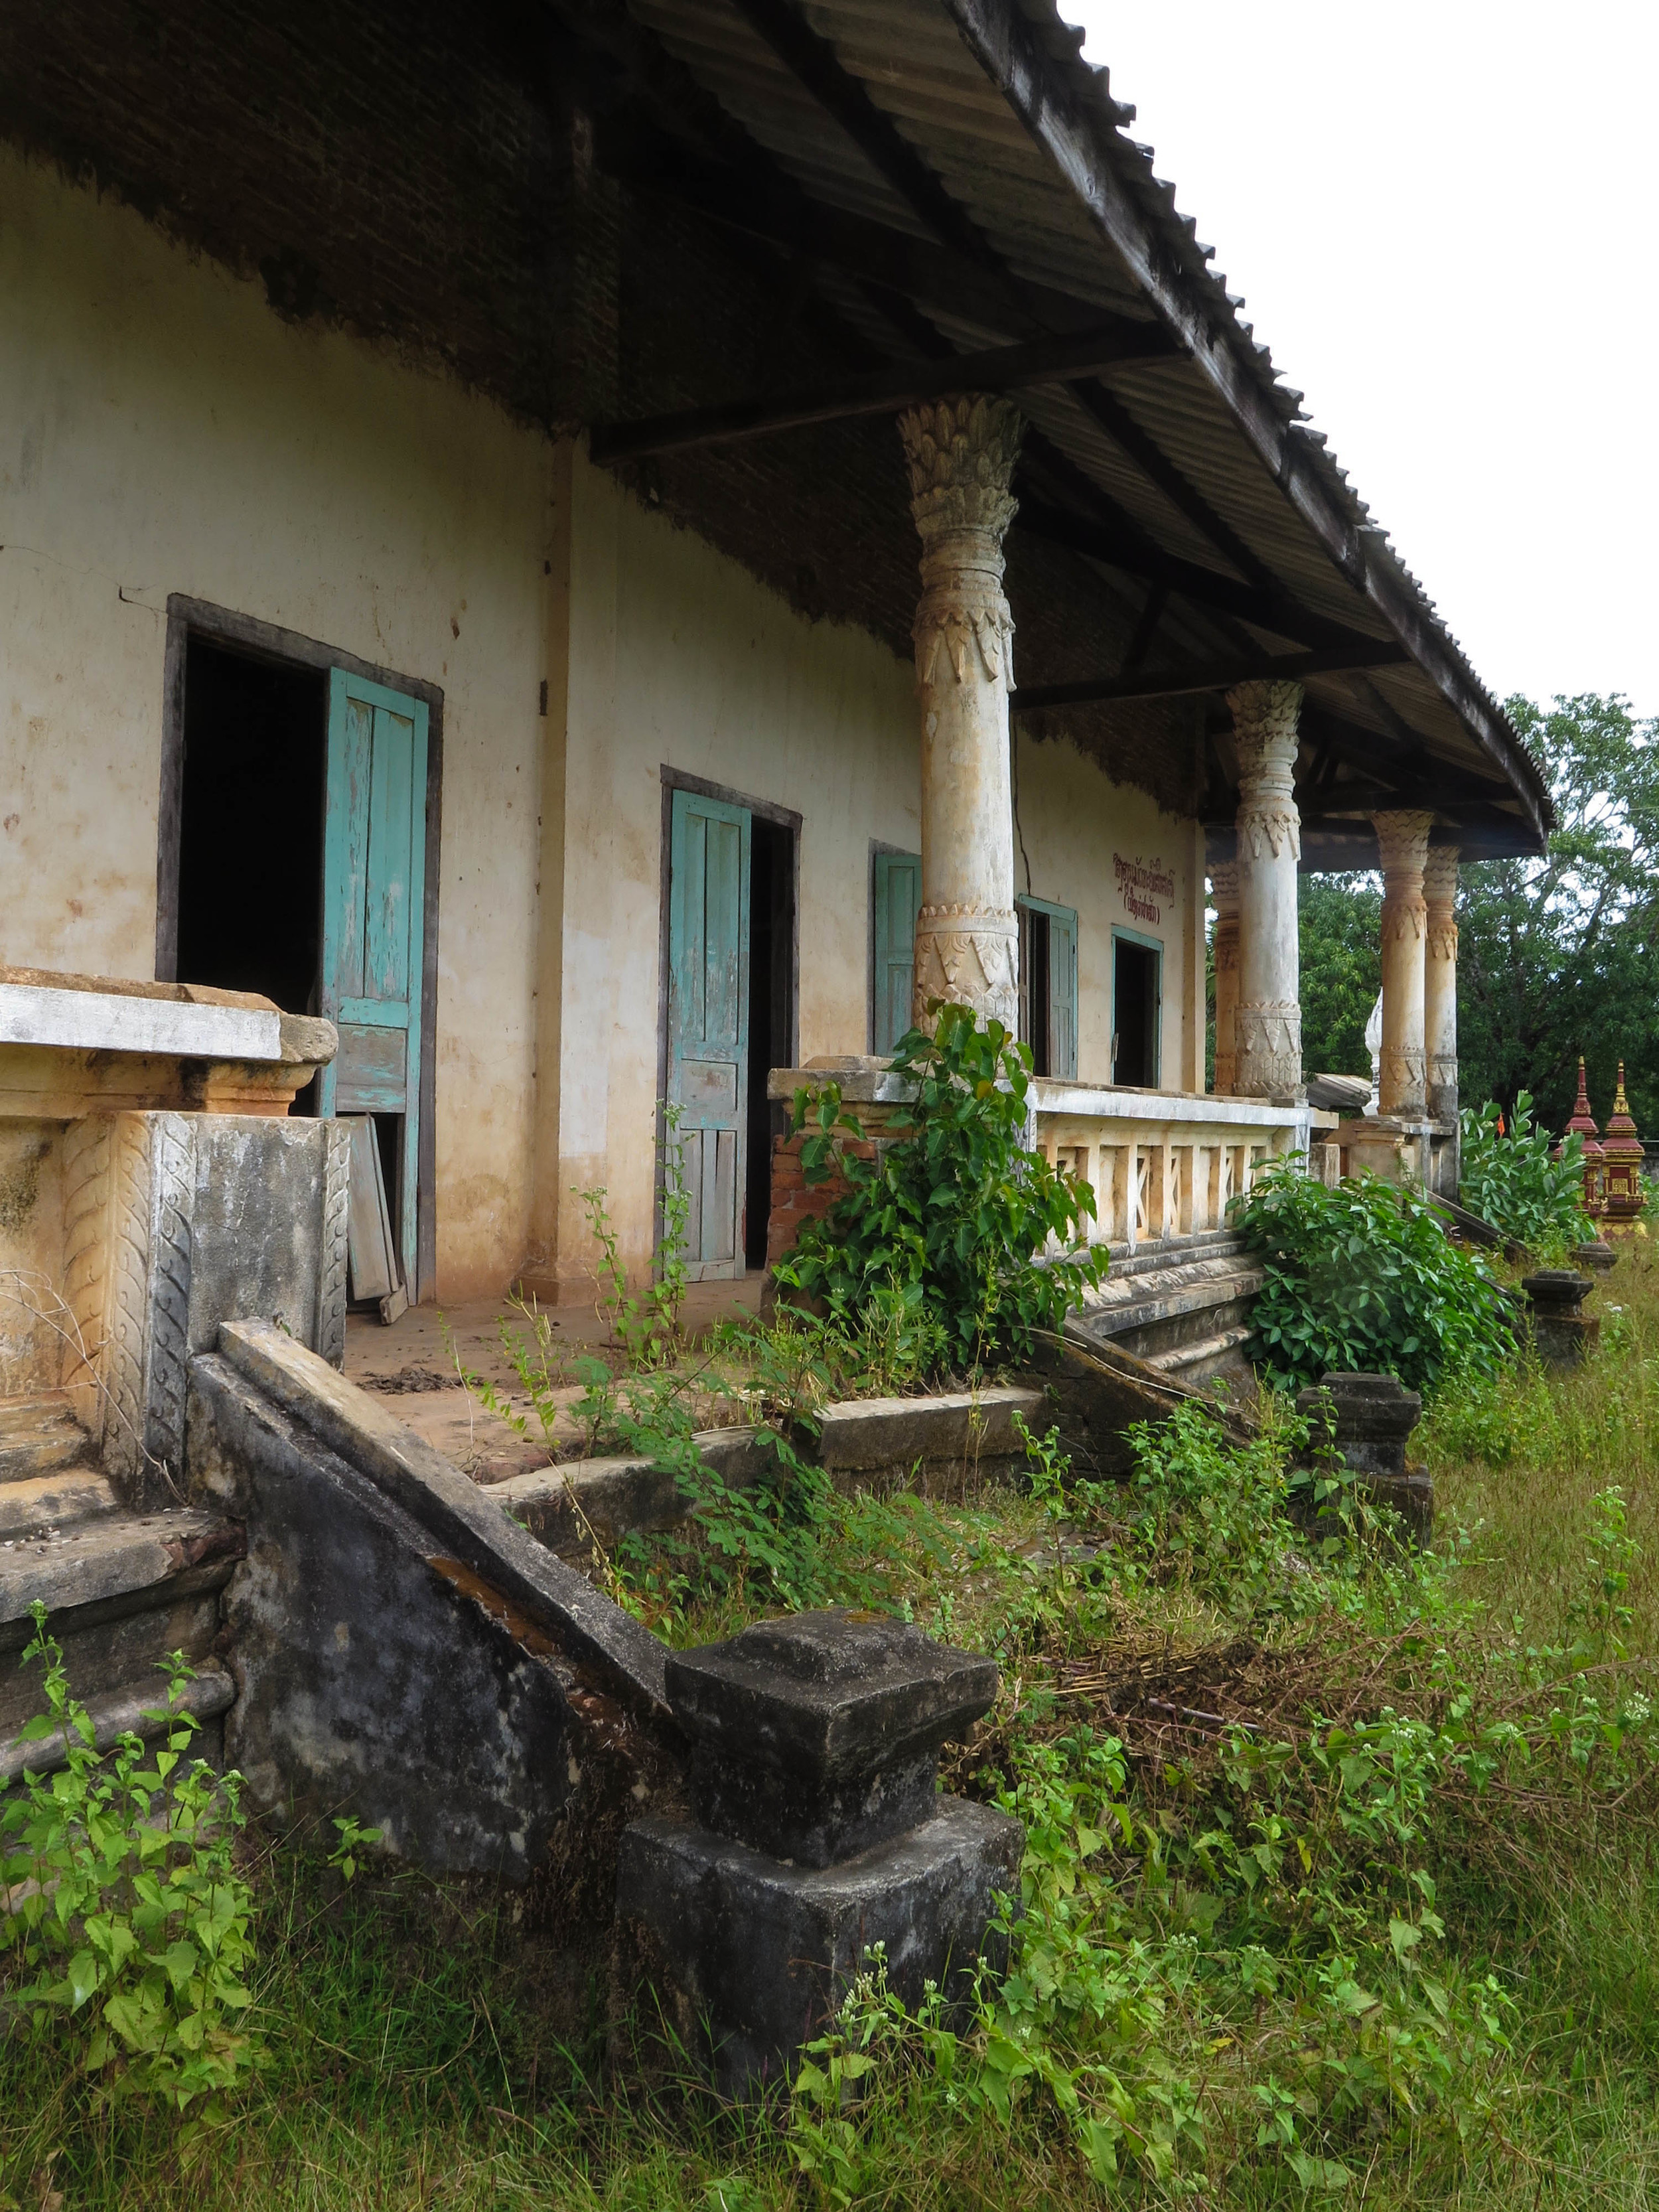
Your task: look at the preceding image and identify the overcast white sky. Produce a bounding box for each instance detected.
[1058,4,1659,719]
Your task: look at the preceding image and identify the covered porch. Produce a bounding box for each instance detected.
[574,1,1554,1291]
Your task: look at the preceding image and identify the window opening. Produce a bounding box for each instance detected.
[1112,929,1163,1088]
[1018,895,1078,1080]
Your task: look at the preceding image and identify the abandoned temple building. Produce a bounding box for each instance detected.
[0,0,1551,2075]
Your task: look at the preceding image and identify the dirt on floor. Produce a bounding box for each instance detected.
[341,1279,763,1485]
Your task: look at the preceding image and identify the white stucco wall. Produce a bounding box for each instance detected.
[541,451,925,1291]
[0,145,548,1297]
[1013,726,1205,1093]
[541,471,1212,1288]
[1,147,1210,1305]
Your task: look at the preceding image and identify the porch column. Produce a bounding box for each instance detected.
[1423,844,1459,1124]
[1371,811,1435,1118]
[1228,680,1303,1098]
[1210,861,1240,1092]
[899,394,1024,1032]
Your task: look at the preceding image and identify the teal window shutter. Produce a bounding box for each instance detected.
[1016,893,1079,1078]
[1048,905,1078,1079]
[871,850,920,1053]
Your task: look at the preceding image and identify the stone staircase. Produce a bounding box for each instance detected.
[0,1392,239,1781]
[1067,1229,1263,1384]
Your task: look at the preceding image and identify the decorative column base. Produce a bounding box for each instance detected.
[1234,1000,1302,1101]
[912,912,1019,1032]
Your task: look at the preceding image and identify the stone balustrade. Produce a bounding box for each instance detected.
[1031,1078,1318,1248]
[765,1059,1321,1264]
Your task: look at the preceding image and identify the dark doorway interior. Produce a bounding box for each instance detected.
[744,816,796,1270]
[1019,905,1054,1076]
[1114,936,1160,1088]
[175,638,326,1028]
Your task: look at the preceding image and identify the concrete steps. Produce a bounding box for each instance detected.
[1071,1232,1263,1383]
[0,1394,243,1769]
[0,1392,117,1538]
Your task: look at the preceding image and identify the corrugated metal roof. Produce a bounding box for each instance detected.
[618,0,1548,850]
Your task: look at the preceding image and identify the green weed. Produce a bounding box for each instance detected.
[0,1606,259,2124]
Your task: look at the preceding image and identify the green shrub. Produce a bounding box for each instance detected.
[774,1003,1106,1373]
[1234,1159,1513,1394]
[1459,1091,1588,1256]
[1,1603,259,2119]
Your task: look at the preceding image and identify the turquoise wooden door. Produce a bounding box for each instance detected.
[668,788,750,1280]
[872,849,920,1053]
[319,670,428,1295]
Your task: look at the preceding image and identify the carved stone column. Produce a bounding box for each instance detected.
[1422,844,1459,1124]
[899,395,1024,1031]
[1210,861,1240,1092]
[1372,812,1435,1118]
[1229,681,1303,1098]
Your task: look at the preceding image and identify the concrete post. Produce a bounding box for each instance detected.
[1372,812,1435,1118]
[1228,680,1303,1098]
[898,396,1025,1032]
[1210,861,1240,1093]
[1423,844,1459,1124]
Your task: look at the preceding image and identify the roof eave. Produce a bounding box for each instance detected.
[938,0,1551,854]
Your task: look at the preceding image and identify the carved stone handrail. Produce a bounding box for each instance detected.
[0,969,336,1118]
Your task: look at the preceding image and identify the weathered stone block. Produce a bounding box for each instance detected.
[65,1113,348,1505]
[1297,1370,1420,1480]
[1295,1370,1433,1546]
[492,1426,772,1560]
[189,1351,576,1871]
[616,1799,1023,2099]
[666,1608,997,1867]
[1521,1270,1599,1368]
[813,1387,1044,1473]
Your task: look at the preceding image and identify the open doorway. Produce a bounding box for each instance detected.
[175,637,327,1037]
[1112,930,1163,1088]
[745,815,796,1270]
[163,606,441,1301]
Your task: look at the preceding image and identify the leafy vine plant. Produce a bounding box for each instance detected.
[1,1605,261,2122]
[775,1002,1107,1376]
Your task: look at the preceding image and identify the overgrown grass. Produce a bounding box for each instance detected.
[1423,1234,1659,1647]
[9,1242,1659,2206]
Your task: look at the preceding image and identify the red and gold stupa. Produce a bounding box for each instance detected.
[1601,1061,1646,1230]
[1563,1057,1605,1220]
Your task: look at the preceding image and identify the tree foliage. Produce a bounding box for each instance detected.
[1459,694,1659,1131]
[1298,874,1382,1078]
[1287,696,1659,1138]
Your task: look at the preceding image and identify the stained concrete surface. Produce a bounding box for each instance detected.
[342,1280,762,1483]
